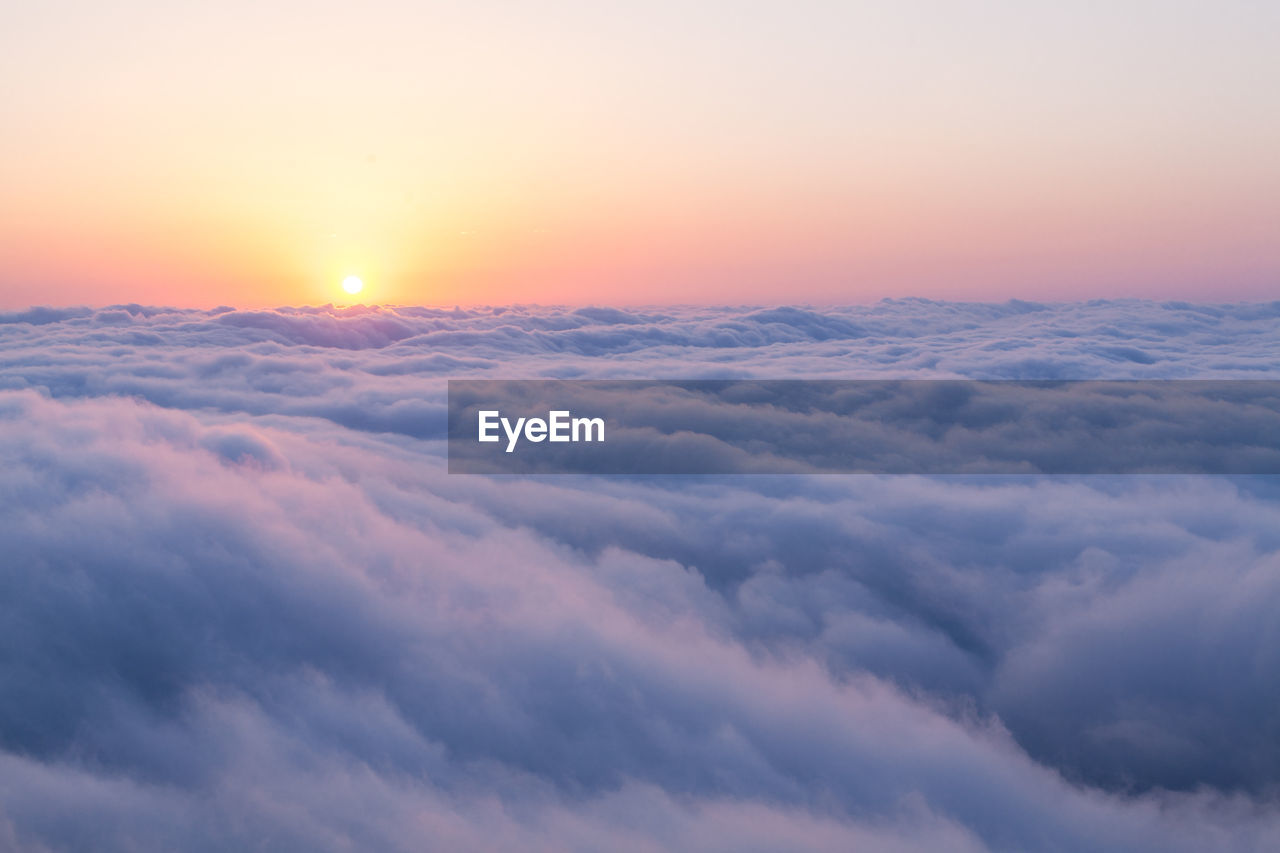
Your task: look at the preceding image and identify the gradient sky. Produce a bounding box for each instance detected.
[1,0,1277,308]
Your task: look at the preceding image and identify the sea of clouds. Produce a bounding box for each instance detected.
[1,299,1279,851]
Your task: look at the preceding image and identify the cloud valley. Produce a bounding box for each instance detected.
[1,300,1279,851]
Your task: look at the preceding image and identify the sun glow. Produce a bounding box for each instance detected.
[342,276,364,295]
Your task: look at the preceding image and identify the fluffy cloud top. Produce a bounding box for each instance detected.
[1,300,1279,851]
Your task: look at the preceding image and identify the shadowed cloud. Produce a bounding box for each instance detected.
[1,300,1279,851]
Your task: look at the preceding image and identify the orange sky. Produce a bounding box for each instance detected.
[2,1,1278,308]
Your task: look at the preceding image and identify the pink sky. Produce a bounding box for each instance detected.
[2,0,1277,308]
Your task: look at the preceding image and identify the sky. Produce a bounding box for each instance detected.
[1,0,1278,308]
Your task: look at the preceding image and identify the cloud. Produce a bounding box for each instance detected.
[1,300,1279,850]
[445,379,1280,474]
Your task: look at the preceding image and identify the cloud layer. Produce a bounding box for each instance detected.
[2,300,1279,851]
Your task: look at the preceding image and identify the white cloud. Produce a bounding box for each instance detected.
[1,300,1279,850]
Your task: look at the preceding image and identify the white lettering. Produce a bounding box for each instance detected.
[573,416,605,442]
[478,410,605,452]
[478,411,500,442]
[502,416,526,453]
[549,410,570,442]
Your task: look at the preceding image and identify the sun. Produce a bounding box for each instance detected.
[342,275,364,295]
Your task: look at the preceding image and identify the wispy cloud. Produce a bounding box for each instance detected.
[1,300,1279,851]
